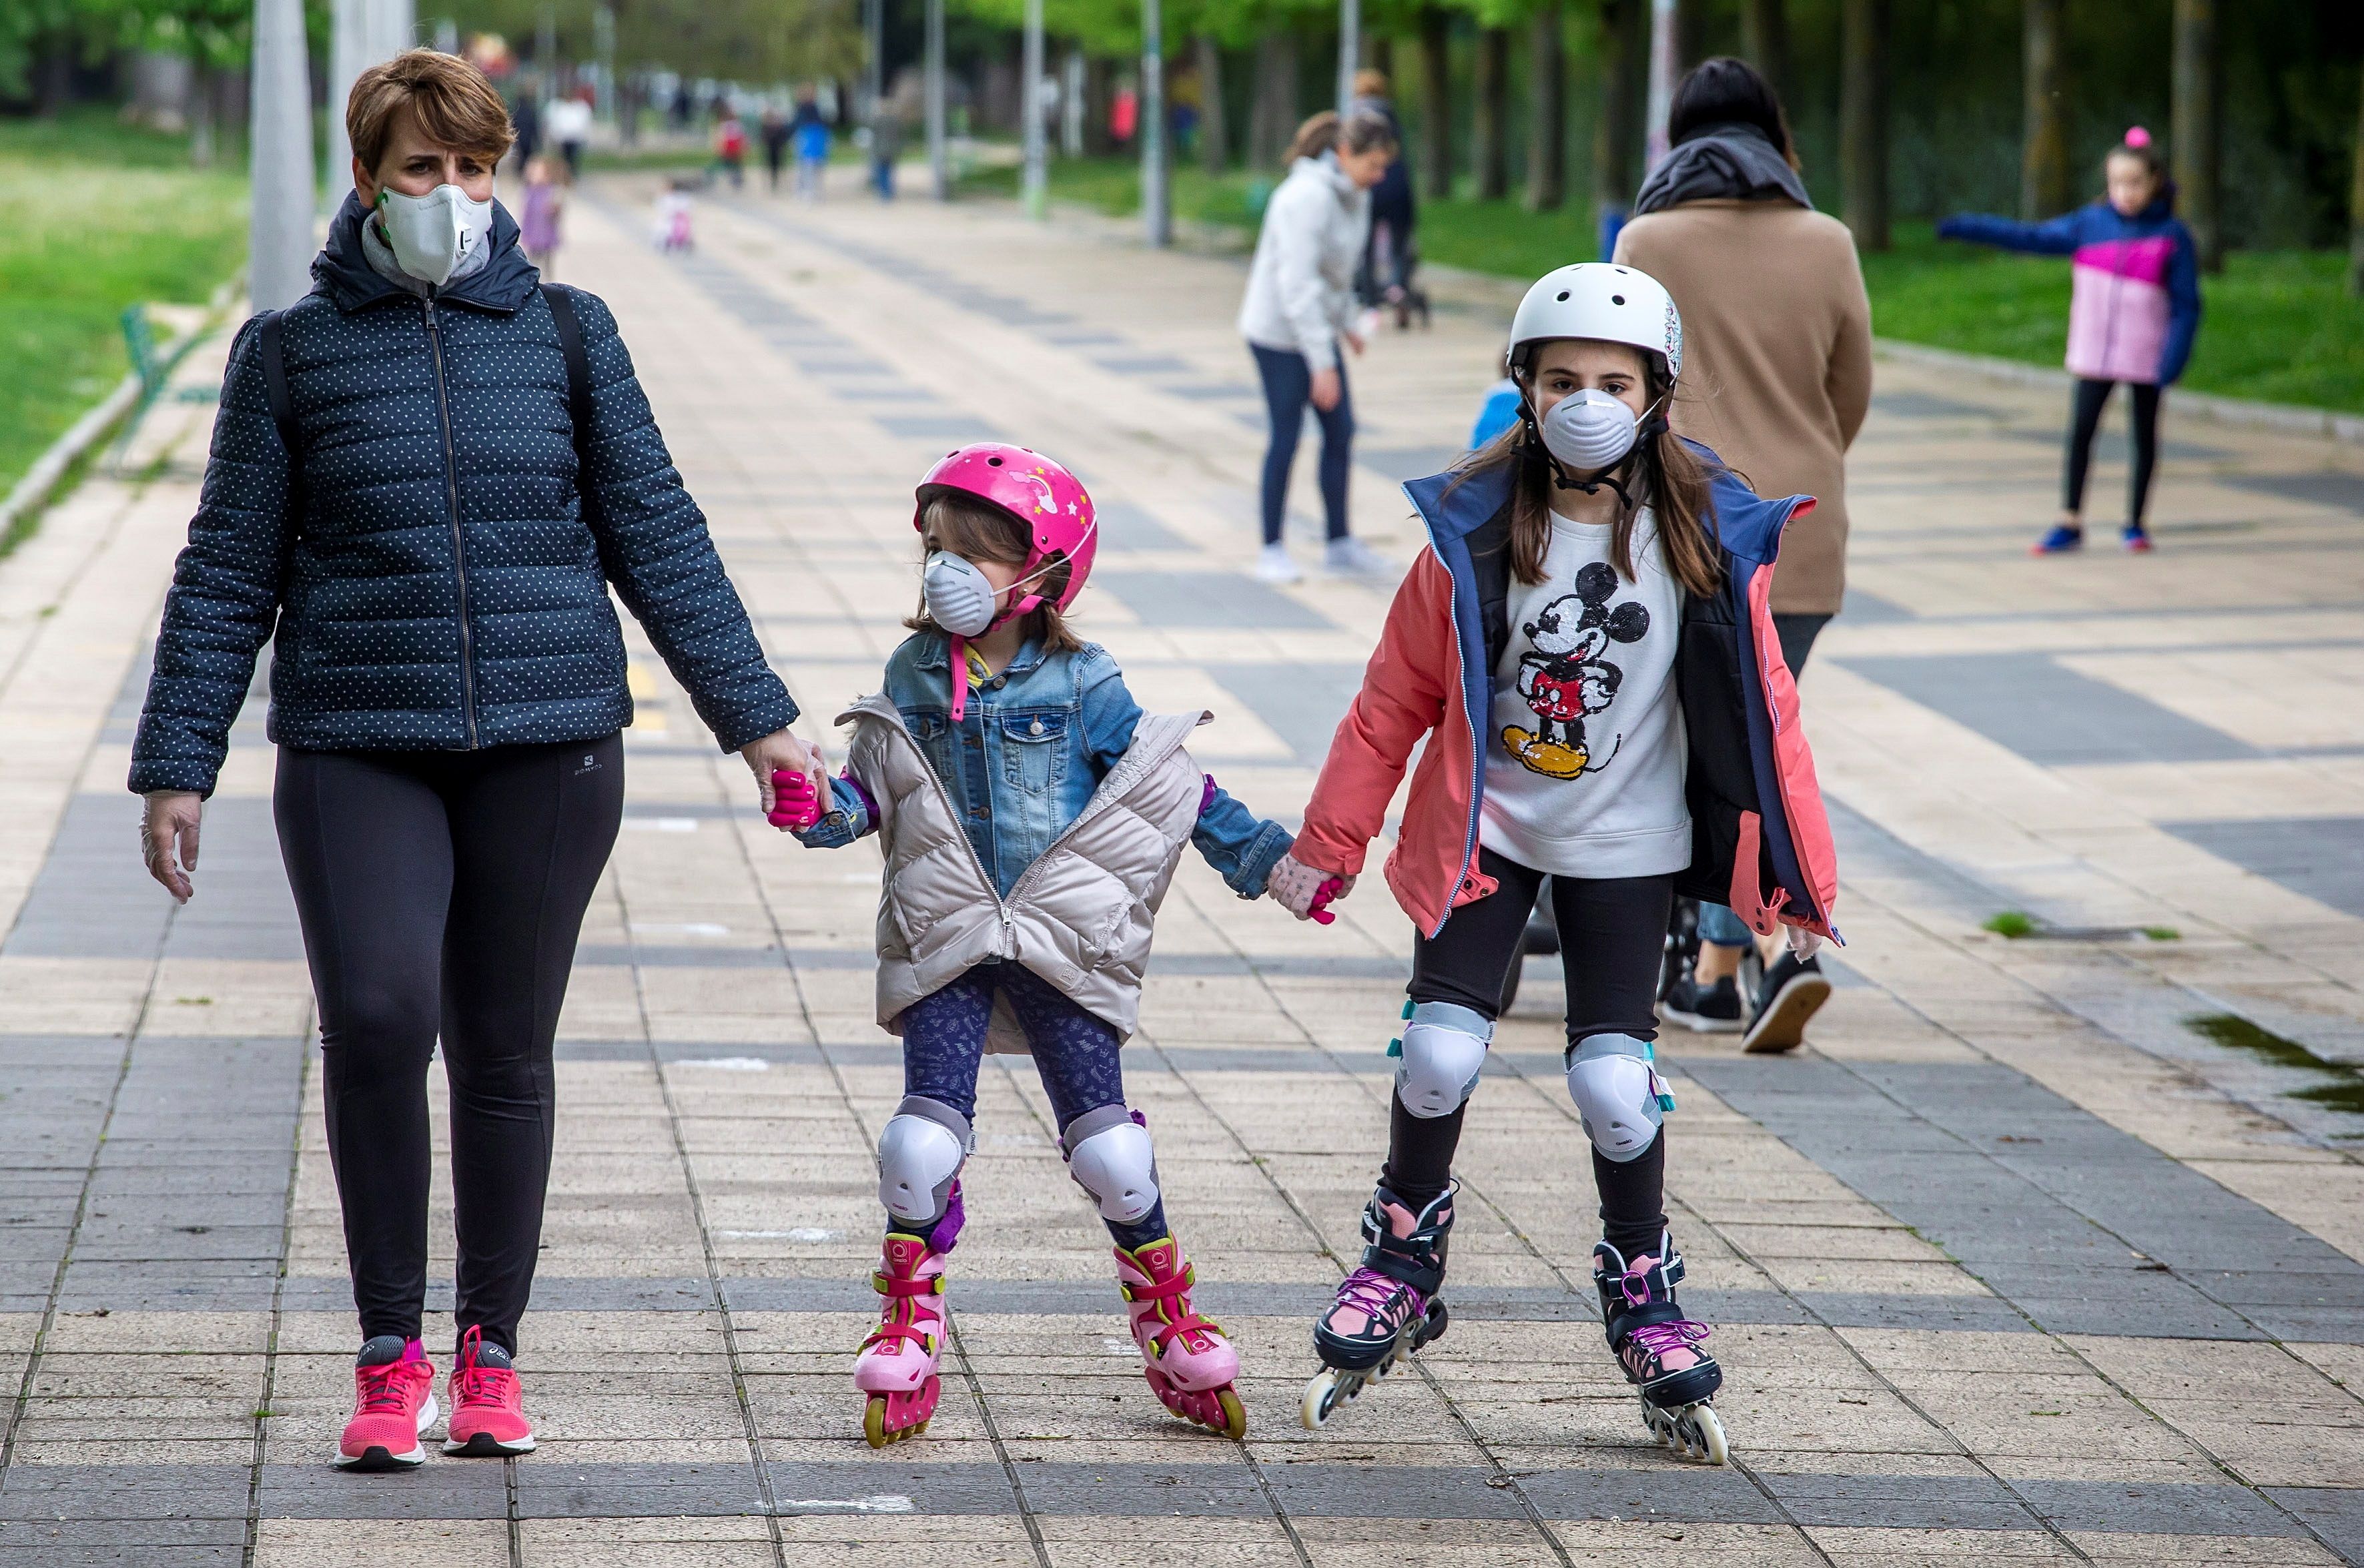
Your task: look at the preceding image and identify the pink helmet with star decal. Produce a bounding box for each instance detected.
[913,443,1098,613]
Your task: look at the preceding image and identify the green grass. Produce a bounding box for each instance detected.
[1982,910,2037,938]
[959,156,2364,414]
[2187,1012,2364,1123]
[0,108,248,498]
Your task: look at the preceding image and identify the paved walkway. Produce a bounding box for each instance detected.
[6,170,2364,1567]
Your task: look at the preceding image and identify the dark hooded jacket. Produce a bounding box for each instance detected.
[129,193,796,797]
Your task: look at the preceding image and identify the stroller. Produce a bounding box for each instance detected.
[1360,216,1431,331]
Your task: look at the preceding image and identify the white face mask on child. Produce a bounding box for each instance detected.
[1538,388,1644,474]
[921,551,1000,637]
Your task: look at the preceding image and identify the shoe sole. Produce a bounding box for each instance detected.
[1742,973,1832,1054]
[443,1429,536,1457]
[1661,1006,1743,1034]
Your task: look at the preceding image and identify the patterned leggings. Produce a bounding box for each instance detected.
[897,961,1165,1245]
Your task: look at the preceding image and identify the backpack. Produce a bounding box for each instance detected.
[256,282,597,516]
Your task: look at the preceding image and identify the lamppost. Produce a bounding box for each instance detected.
[1022,0,1047,218]
[1142,0,1168,246]
[927,0,947,199]
[1336,0,1359,113]
[250,0,315,312]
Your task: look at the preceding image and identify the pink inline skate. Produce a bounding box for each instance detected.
[1114,1236,1246,1439]
[855,1228,950,1448]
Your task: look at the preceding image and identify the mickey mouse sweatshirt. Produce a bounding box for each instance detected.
[1481,508,1691,878]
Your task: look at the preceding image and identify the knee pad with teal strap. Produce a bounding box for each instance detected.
[1389,1000,1493,1119]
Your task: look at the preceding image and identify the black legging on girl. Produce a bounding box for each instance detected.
[2065,377,2161,527]
[1380,851,1673,1260]
[275,735,625,1356]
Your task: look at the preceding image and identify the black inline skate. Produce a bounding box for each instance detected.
[1301,1184,1454,1428]
[1594,1230,1727,1463]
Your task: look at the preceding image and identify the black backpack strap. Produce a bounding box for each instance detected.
[258,309,298,457]
[540,282,595,446]
[257,308,305,532]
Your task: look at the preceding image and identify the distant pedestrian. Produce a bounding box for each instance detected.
[869,92,905,200]
[507,82,540,175]
[759,102,790,192]
[519,154,564,278]
[131,46,815,1477]
[1940,125,2203,556]
[653,177,696,251]
[713,107,747,189]
[1236,109,1398,584]
[546,87,593,181]
[792,89,830,201]
[1350,70,1423,329]
[1613,55,1870,1052]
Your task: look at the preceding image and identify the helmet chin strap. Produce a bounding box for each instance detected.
[947,585,1052,723]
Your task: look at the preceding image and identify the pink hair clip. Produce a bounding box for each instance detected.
[2124,125,2152,148]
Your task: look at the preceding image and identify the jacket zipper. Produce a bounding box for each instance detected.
[871,703,1192,919]
[423,297,478,747]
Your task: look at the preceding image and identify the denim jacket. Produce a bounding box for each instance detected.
[799,633,1293,899]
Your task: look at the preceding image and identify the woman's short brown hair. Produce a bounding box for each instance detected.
[348,49,514,174]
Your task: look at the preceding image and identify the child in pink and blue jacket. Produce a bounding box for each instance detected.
[1940,127,2202,554]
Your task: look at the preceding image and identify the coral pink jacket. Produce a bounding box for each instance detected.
[1294,452,1841,944]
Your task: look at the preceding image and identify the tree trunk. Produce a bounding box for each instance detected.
[1368,34,1393,86]
[1248,30,1299,171]
[2349,57,2364,296]
[1593,0,1643,221]
[37,38,73,116]
[1195,37,1228,173]
[2171,0,2221,272]
[1525,2,1565,212]
[1840,0,1888,250]
[1416,6,1451,201]
[1084,55,1115,155]
[189,60,216,168]
[1675,0,1707,72]
[2021,0,2070,220]
[1739,0,1788,107]
[1471,25,1507,201]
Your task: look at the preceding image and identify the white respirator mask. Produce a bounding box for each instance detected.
[921,551,1002,637]
[1539,388,1646,474]
[374,183,494,287]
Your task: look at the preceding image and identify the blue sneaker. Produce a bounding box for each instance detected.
[2122,524,2153,553]
[2030,524,2085,555]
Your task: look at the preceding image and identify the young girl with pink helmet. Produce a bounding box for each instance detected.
[781,443,1334,1447]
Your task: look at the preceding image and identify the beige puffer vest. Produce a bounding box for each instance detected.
[840,693,1211,1054]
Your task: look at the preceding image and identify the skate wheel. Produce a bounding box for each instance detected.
[1683,1404,1728,1465]
[1144,1369,1248,1440]
[1301,1368,1343,1430]
[862,1377,939,1449]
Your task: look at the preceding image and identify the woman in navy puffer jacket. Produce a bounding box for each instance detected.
[129,51,819,1470]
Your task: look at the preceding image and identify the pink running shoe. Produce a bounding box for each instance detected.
[336,1336,438,1471]
[444,1324,536,1457]
[1115,1236,1246,1439]
[856,1231,948,1448]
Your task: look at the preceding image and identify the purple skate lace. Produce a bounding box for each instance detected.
[1629,1318,1711,1358]
[1332,1266,1424,1333]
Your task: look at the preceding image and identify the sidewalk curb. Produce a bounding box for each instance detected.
[0,280,239,546]
[1871,337,2364,446]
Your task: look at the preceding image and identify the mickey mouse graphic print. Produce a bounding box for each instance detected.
[1481,507,1692,878]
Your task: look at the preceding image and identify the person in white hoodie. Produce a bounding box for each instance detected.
[1238,109,1397,583]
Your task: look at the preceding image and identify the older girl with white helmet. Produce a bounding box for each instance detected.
[1268,264,1841,1462]
[782,444,1315,1448]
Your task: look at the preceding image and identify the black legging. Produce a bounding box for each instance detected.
[2065,376,2161,528]
[275,735,625,1356]
[1250,342,1352,546]
[1382,849,1671,1259]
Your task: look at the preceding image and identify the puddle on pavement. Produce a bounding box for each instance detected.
[2187,1012,2364,1125]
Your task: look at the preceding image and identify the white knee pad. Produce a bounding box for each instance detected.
[876,1096,971,1223]
[1393,1001,1493,1119]
[1062,1105,1161,1224]
[1565,1034,1668,1164]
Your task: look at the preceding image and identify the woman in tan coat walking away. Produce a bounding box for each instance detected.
[1613,56,1871,1053]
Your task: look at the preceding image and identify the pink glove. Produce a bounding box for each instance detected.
[1268,853,1353,922]
[767,768,821,830]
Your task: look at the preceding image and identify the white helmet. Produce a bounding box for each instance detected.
[1507,263,1683,385]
